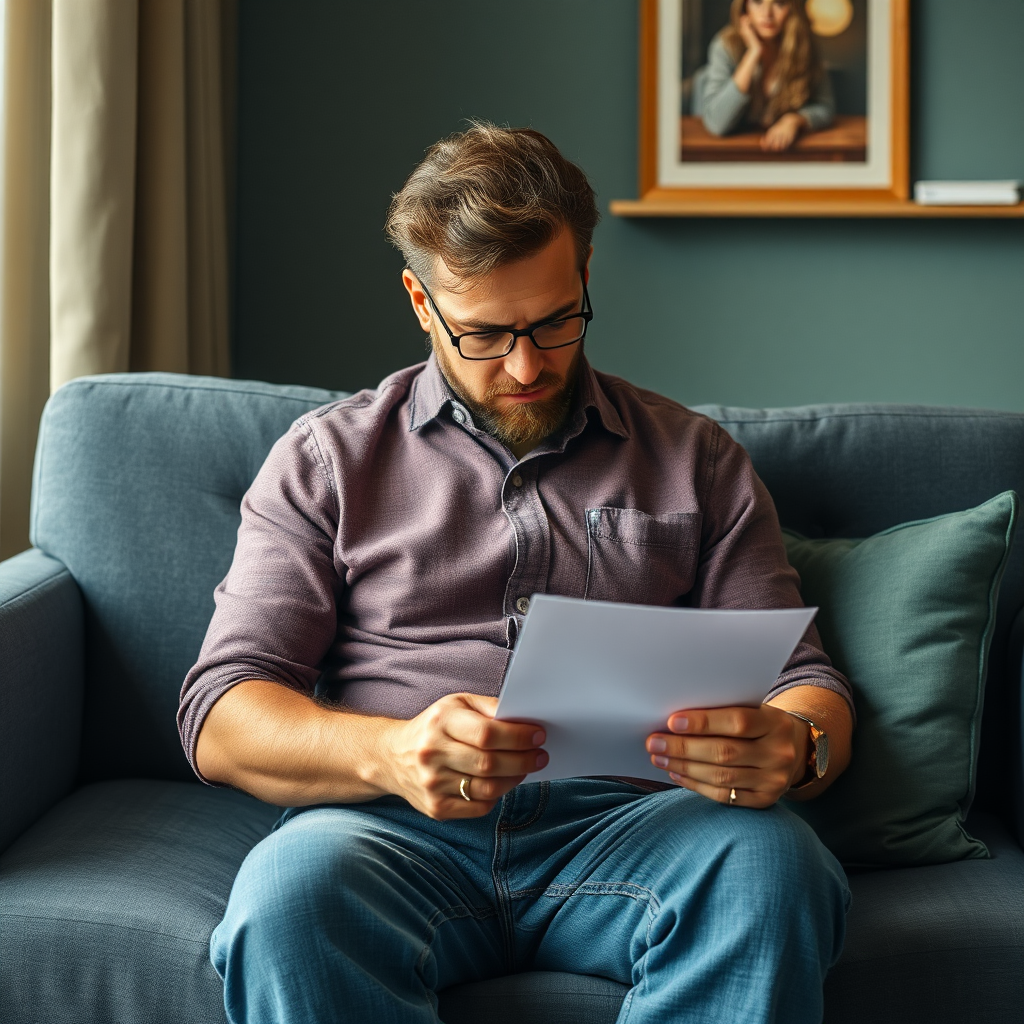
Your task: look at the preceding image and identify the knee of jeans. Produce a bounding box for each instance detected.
[219,813,393,940]
[718,804,848,913]
[650,793,846,908]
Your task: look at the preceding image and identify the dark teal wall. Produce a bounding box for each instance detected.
[232,0,1024,411]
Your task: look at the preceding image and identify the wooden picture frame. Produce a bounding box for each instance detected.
[613,0,913,217]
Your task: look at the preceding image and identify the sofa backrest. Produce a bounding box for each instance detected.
[693,403,1024,819]
[31,377,1024,814]
[32,374,347,784]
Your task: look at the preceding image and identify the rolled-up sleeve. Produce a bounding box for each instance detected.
[693,425,855,715]
[177,419,343,782]
[700,36,750,137]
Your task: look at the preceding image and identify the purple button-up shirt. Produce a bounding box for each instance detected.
[179,356,852,781]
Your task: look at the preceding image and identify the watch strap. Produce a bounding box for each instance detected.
[781,709,829,791]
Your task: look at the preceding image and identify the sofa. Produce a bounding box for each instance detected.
[1,372,1022,1024]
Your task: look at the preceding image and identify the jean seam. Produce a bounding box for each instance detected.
[497,781,549,832]
[493,797,516,972]
[509,881,660,902]
[619,887,661,1024]
[415,903,498,979]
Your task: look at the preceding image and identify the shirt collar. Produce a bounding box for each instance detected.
[408,352,629,441]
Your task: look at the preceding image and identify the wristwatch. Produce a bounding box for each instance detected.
[782,710,829,792]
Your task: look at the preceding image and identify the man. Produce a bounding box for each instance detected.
[180,123,853,1024]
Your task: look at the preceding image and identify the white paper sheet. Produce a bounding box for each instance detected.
[495,595,817,783]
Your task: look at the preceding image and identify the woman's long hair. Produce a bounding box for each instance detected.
[721,0,823,127]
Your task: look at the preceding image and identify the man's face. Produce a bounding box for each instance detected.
[403,228,589,456]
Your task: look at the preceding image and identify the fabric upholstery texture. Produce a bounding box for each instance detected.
[0,780,280,1024]
[3,780,1020,1024]
[782,492,1018,866]
[822,811,1024,1023]
[30,373,346,784]
[0,547,83,853]
[5,380,1022,1023]
[693,404,1024,829]
[439,971,627,1024]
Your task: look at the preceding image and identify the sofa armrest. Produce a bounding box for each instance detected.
[1013,606,1024,847]
[0,548,84,854]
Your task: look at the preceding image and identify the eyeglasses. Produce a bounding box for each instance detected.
[418,273,593,361]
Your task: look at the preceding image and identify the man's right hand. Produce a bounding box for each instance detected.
[377,693,548,819]
[196,680,546,816]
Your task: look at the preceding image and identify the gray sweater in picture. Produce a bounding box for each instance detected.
[696,32,835,137]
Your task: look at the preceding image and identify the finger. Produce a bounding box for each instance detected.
[656,757,788,795]
[445,739,549,779]
[647,733,766,769]
[446,701,547,752]
[413,770,526,821]
[666,706,770,740]
[452,771,526,805]
[457,692,499,717]
[668,775,775,809]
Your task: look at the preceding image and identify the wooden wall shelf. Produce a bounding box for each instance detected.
[610,198,1024,219]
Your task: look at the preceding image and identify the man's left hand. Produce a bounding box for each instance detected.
[646,705,810,808]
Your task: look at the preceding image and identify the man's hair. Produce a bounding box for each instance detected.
[385,122,599,289]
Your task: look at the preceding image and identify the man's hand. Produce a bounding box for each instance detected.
[761,112,806,151]
[645,704,810,809]
[378,693,548,820]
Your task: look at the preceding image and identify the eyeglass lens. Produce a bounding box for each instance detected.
[459,317,588,360]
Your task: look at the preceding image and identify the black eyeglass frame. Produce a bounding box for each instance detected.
[417,272,594,361]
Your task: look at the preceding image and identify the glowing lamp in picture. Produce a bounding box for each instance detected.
[807,0,854,37]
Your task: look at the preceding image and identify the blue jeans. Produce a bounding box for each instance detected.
[211,779,850,1023]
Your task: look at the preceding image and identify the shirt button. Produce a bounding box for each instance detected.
[451,408,466,424]
[516,596,531,615]
[512,473,523,488]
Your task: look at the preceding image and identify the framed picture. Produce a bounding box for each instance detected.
[627,0,909,214]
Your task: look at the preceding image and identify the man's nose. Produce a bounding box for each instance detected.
[502,335,544,386]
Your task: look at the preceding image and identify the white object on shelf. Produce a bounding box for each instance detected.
[914,180,1022,206]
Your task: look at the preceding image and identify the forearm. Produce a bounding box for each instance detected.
[732,49,760,95]
[195,678,396,807]
[767,684,852,801]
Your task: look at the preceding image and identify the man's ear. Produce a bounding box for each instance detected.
[583,245,594,285]
[402,269,432,332]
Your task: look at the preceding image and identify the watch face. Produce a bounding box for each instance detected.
[813,729,829,778]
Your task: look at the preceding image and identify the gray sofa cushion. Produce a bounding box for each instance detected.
[0,780,279,1024]
[823,811,1024,1023]
[439,971,625,1024]
[693,404,1024,820]
[4,782,1022,1024]
[31,375,347,784]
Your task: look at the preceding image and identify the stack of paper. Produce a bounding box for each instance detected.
[496,594,817,783]
[914,180,1021,206]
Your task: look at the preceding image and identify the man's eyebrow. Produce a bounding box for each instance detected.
[456,297,580,332]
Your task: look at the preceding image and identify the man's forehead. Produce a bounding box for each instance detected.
[434,275,581,330]
[429,232,581,323]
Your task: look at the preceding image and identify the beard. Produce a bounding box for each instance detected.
[433,334,582,451]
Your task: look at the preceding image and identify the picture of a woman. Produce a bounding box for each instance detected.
[698,0,835,152]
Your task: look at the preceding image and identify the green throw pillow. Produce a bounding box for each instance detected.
[782,490,1018,868]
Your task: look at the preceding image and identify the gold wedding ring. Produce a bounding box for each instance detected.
[729,788,737,806]
[459,777,472,802]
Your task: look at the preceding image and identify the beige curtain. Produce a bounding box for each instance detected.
[0,0,235,559]
[0,1,53,562]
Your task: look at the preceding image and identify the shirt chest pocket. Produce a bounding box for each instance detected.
[584,507,703,606]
